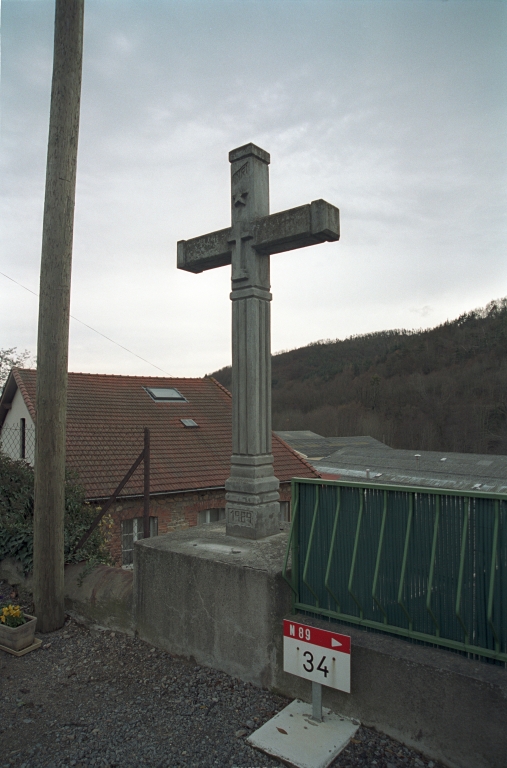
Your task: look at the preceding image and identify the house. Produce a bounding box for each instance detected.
[0,369,318,565]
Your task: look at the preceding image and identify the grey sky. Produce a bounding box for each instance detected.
[1,0,506,376]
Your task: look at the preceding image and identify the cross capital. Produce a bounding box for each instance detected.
[229,143,270,227]
[178,143,339,275]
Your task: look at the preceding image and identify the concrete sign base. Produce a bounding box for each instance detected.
[247,699,359,768]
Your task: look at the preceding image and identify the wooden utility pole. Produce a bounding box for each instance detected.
[33,0,84,632]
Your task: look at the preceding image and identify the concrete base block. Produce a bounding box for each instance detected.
[247,699,359,768]
[134,521,289,687]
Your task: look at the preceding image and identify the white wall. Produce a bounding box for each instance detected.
[1,388,35,464]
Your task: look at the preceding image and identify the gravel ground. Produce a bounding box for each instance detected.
[0,584,445,768]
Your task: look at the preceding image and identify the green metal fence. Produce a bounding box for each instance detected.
[283,478,507,663]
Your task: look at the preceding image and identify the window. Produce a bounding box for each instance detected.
[197,508,225,525]
[20,418,26,460]
[144,387,186,402]
[280,501,290,522]
[121,517,158,567]
[181,418,198,428]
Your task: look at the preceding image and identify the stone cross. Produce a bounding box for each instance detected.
[177,143,340,539]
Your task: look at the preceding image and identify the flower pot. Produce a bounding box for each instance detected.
[0,615,37,652]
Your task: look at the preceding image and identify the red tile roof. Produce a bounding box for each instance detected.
[11,369,317,499]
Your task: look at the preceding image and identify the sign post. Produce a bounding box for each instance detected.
[312,681,323,722]
[247,620,359,768]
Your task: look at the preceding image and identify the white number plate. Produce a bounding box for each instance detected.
[283,620,351,693]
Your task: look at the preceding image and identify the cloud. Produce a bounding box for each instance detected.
[1,0,506,376]
[410,306,433,318]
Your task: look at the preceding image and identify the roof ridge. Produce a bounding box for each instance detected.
[208,376,232,399]
[13,368,37,422]
[272,432,320,477]
[64,371,197,381]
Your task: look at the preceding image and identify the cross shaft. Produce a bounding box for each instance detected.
[177,143,340,538]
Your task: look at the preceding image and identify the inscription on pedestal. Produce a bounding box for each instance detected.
[227,508,254,527]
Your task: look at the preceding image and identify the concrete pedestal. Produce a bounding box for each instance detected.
[225,454,280,539]
[247,699,359,768]
[133,521,291,687]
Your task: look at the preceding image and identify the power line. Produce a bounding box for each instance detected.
[0,270,172,376]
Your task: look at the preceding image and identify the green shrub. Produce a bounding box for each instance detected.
[0,452,113,573]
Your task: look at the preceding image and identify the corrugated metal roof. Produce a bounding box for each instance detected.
[7,369,318,499]
[274,430,390,460]
[313,445,507,493]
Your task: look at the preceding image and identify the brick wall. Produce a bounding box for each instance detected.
[106,483,292,566]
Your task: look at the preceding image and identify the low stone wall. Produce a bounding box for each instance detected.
[0,557,134,633]
[0,557,32,590]
[134,523,507,768]
[64,563,134,634]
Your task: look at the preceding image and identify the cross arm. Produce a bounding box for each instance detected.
[176,199,339,273]
[177,226,232,273]
[253,199,339,256]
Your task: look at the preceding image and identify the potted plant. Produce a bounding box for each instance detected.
[0,604,37,653]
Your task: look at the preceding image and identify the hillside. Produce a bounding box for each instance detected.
[211,298,507,455]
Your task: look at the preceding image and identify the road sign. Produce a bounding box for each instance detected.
[283,620,351,693]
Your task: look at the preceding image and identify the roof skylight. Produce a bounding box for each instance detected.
[145,387,187,402]
[181,418,199,428]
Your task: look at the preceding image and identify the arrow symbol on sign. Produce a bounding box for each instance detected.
[331,638,342,648]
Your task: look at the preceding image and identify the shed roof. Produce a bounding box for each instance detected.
[2,369,317,499]
[274,430,390,460]
[314,445,507,494]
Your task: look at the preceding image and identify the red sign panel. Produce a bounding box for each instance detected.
[283,620,351,654]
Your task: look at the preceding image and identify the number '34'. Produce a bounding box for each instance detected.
[303,651,329,677]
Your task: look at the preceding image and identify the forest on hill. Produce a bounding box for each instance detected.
[211,298,507,455]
